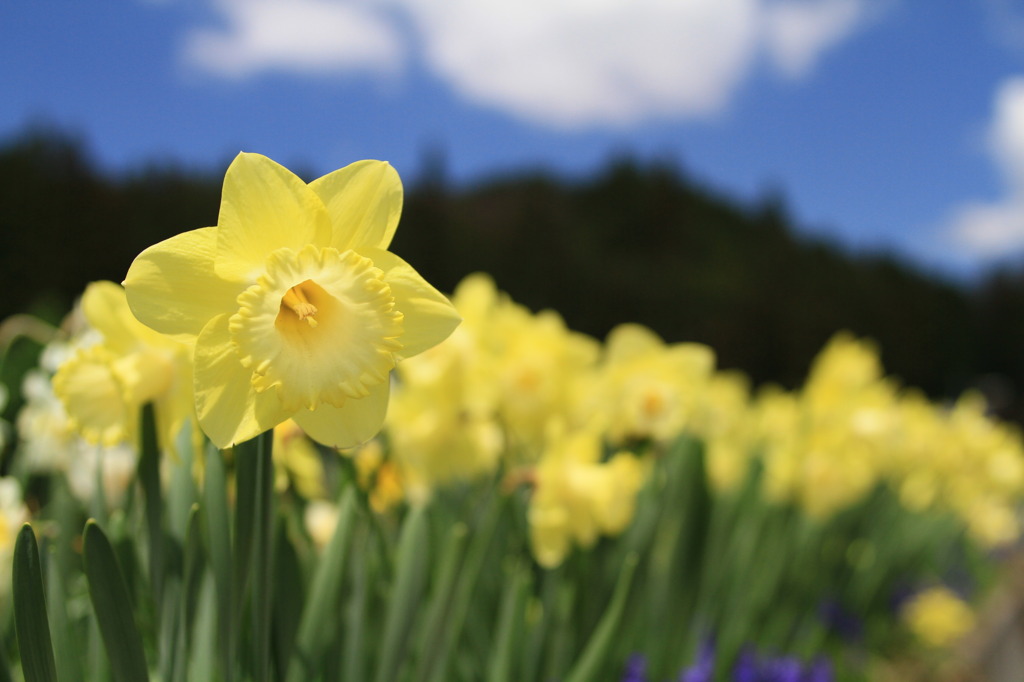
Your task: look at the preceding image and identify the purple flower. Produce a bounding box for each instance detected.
[805,658,833,682]
[818,598,863,641]
[675,640,834,682]
[734,648,764,682]
[621,654,648,682]
[678,640,715,682]
[759,656,803,682]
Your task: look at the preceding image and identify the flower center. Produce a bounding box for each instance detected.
[230,245,405,412]
[281,282,319,327]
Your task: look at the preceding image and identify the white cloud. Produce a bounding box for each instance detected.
[949,201,1024,255]
[180,0,874,127]
[398,0,871,127]
[948,77,1024,257]
[399,0,761,126]
[763,0,865,79]
[183,0,402,78]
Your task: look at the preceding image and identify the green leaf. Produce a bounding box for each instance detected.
[232,440,258,626]
[201,443,234,680]
[183,504,206,647]
[410,523,467,682]
[486,560,531,682]
[250,430,276,682]
[83,519,150,682]
[168,422,199,542]
[158,575,183,682]
[286,486,357,682]
[374,503,430,682]
[271,519,304,681]
[342,530,371,682]
[231,431,276,682]
[46,542,80,682]
[13,524,57,682]
[426,492,504,682]
[188,573,218,682]
[563,553,639,682]
[138,402,165,608]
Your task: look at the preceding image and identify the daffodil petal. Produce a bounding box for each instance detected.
[81,281,149,355]
[360,248,460,360]
[309,160,402,251]
[216,152,331,281]
[293,380,390,449]
[124,227,244,337]
[605,323,664,363]
[52,346,131,446]
[194,314,293,448]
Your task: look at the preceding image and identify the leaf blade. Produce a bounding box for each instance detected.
[13,524,57,682]
[83,519,150,682]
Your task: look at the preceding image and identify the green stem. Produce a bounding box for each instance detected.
[252,430,275,682]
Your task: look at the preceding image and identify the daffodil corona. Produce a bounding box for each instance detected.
[124,153,460,448]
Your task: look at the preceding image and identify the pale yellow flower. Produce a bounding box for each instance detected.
[124,153,459,448]
[902,586,975,648]
[494,305,600,453]
[385,277,508,498]
[303,500,339,550]
[754,334,896,519]
[52,281,194,452]
[273,419,325,499]
[528,425,645,568]
[0,478,29,596]
[601,323,714,444]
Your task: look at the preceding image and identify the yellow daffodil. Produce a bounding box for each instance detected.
[528,425,645,568]
[600,323,715,444]
[272,419,325,499]
[124,153,460,449]
[52,281,194,452]
[386,276,507,500]
[902,586,975,648]
[0,478,29,596]
[494,305,600,454]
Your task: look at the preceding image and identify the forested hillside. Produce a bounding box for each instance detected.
[3,128,1023,420]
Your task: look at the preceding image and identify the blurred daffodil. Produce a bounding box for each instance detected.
[272,419,325,499]
[601,324,715,444]
[528,425,645,568]
[902,586,975,649]
[124,153,460,448]
[52,281,194,452]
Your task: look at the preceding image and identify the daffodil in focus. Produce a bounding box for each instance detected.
[123,153,460,448]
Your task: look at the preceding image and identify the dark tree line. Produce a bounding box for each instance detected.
[3,128,1024,422]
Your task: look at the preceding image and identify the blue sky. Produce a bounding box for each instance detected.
[4,0,1024,281]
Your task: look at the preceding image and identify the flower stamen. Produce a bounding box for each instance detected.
[282,283,319,328]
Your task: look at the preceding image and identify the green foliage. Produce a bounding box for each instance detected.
[13,525,56,682]
[8,406,653,681]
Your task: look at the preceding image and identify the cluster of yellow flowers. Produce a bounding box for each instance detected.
[376,280,1024,568]
[701,334,1024,546]
[379,274,671,567]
